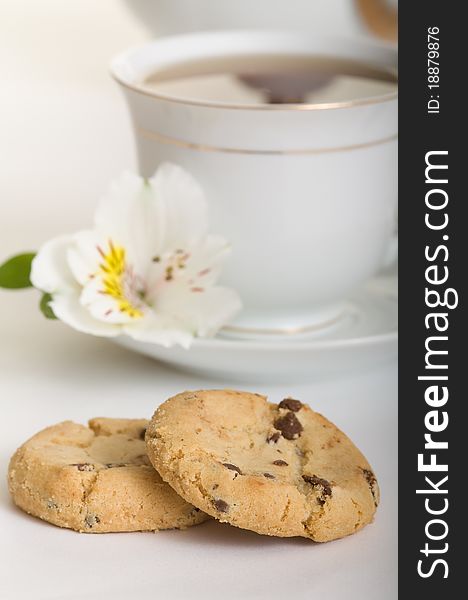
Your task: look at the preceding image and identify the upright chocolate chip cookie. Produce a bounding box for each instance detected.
[8,418,208,532]
[146,390,379,542]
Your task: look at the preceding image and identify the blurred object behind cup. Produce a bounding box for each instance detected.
[122,0,397,42]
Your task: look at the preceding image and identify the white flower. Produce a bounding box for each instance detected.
[30,163,242,348]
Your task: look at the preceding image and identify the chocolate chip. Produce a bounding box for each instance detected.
[212,499,229,513]
[362,468,376,487]
[362,468,379,506]
[85,514,100,528]
[71,463,94,472]
[273,460,288,466]
[302,475,332,504]
[263,472,275,479]
[139,427,147,440]
[267,432,281,444]
[274,412,303,440]
[278,398,303,412]
[222,463,242,475]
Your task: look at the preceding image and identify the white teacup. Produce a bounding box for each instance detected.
[111,31,397,335]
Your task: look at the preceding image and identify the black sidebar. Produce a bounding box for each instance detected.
[399,3,464,596]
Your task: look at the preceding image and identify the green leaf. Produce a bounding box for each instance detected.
[0,253,36,288]
[39,292,57,319]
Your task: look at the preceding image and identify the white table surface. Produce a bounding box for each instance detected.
[0,2,397,598]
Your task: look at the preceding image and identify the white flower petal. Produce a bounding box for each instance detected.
[124,312,194,348]
[157,283,242,337]
[182,235,231,286]
[94,171,164,273]
[50,294,120,337]
[184,286,242,336]
[67,230,103,286]
[30,235,78,293]
[150,162,208,251]
[143,235,231,303]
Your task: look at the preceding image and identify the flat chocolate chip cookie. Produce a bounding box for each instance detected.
[8,418,208,532]
[146,390,379,542]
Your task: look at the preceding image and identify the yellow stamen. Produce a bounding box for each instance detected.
[98,242,143,318]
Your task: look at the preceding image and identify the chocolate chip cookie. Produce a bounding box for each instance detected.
[8,418,208,532]
[146,390,379,542]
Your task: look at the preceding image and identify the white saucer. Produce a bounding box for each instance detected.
[113,276,397,382]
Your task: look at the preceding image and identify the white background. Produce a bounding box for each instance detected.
[0,2,397,599]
